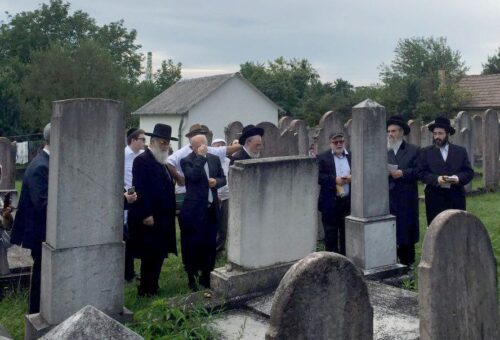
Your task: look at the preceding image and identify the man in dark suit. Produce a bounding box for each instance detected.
[179,134,226,290]
[230,124,264,164]
[317,131,351,254]
[128,124,178,296]
[418,116,474,225]
[11,123,50,313]
[387,116,420,266]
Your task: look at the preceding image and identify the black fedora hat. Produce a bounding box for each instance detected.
[386,115,410,135]
[239,124,264,145]
[428,116,455,135]
[145,123,178,141]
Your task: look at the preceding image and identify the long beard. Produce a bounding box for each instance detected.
[433,136,449,147]
[387,137,402,151]
[150,145,168,164]
[249,151,260,158]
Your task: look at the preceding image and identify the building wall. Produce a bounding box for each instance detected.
[139,114,184,150]
[186,77,279,146]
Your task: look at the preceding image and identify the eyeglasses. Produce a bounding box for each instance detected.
[330,140,344,145]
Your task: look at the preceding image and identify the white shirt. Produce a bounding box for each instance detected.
[167,144,227,194]
[217,157,230,201]
[124,145,143,190]
[439,143,449,162]
[332,149,351,196]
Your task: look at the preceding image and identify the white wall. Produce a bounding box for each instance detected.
[139,114,184,150]
[186,77,279,145]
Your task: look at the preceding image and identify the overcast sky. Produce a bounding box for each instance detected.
[2,0,500,86]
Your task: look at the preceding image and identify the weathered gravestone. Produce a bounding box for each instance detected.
[25,99,130,339]
[224,121,243,144]
[345,99,399,274]
[471,114,483,165]
[278,129,299,156]
[459,128,473,192]
[482,109,499,191]
[316,111,345,155]
[0,138,16,191]
[420,124,433,147]
[344,119,352,149]
[418,210,499,340]
[407,120,421,147]
[211,156,318,298]
[265,252,373,340]
[278,116,293,133]
[40,305,142,340]
[289,119,309,155]
[256,122,281,157]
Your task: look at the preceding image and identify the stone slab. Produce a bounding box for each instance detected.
[211,262,295,299]
[7,245,33,270]
[212,310,269,340]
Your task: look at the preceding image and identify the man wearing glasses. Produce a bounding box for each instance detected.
[317,132,351,254]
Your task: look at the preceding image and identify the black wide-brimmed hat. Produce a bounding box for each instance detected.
[239,124,264,145]
[145,123,178,141]
[428,116,455,135]
[386,115,410,135]
[185,124,210,138]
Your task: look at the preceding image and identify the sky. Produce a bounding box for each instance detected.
[1,0,500,86]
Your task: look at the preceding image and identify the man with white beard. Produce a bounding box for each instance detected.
[128,124,178,296]
[230,124,264,164]
[386,116,420,266]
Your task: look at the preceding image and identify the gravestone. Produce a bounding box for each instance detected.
[256,122,281,157]
[40,305,143,340]
[345,99,399,274]
[265,252,373,340]
[0,138,16,191]
[482,109,499,191]
[471,114,483,165]
[420,124,433,147]
[289,119,309,155]
[344,119,352,149]
[201,124,213,145]
[25,99,130,339]
[224,121,243,145]
[418,210,499,340]
[407,120,421,147]
[459,128,473,192]
[278,129,299,156]
[212,156,318,298]
[278,116,293,133]
[316,111,345,154]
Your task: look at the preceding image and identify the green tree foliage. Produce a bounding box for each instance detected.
[379,37,468,121]
[482,47,500,75]
[154,59,182,93]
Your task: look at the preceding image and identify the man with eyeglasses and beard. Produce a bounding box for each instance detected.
[317,131,351,254]
[417,116,474,225]
[128,124,178,296]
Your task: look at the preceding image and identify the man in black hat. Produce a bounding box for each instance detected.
[128,123,178,296]
[417,116,474,225]
[317,131,351,254]
[230,124,264,164]
[386,116,420,266]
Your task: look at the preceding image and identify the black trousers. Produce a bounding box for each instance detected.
[29,246,42,314]
[425,187,466,225]
[216,199,229,252]
[397,244,416,266]
[322,196,350,255]
[138,256,165,296]
[124,228,135,281]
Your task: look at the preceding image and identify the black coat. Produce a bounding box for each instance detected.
[388,141,420,245]
[128,148,177,259]
[11,150,49,251]
[229,148,251,165]
[417,143,474,224]
[317,149,351,220]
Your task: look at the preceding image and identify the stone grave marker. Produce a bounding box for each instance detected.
[278,128,299,156]
[266,252,373,340]
[407,120,421,147]
[256,122,281,157]
[418,210,499,340]
[316,111,345,154]
[224,121,243,145]
[0,138,16,191]
[289,119,309,155]
[471,114,483,166]
[278,116,293,133]
[344,119,352,149]
[482,109,499,191]
[25,99,130,339]
[420,124,433,147]
[459,127,473,192]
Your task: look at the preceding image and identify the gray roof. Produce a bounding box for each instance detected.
[133,72,280,115]
[458,74,500,109]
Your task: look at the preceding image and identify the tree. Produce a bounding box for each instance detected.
[154,59,182,93]
[482,47,500,74]
[380,37,468,120]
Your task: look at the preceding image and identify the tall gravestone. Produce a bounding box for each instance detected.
[420,124,433,147]
[418,210,499,340]
[278,129,299,156]
[278,116,293,133]
[289,119,309,155]
[482,109,499,191]
[459,128,473,192]
[344,119,352,149]
[0,138,16,191]
[316,111,345,155]
[266,252,373,340]
[224,121,243,144]
[345,99,399,274]
[471,114,483,166]
[256,122,281,157]
[407,120,421,147]
[25,99,130,339]
[455,112,475,168]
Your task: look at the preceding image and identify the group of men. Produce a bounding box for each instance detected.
[318,115,474,266]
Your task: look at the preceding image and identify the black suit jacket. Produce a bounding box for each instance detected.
[129,148,177,258]
[229,148,251,165]
[11,150,49,251]
[317,149,351,216]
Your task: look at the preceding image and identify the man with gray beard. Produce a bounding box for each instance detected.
[230,124,264,164]
[386,116,420,266]
[129,124,178,296]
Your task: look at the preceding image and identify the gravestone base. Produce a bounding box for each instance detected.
[211,261,295,299]
[25,307,133,340]
[345,214,397,271]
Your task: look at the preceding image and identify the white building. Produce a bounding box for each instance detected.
[132,73,281,150]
